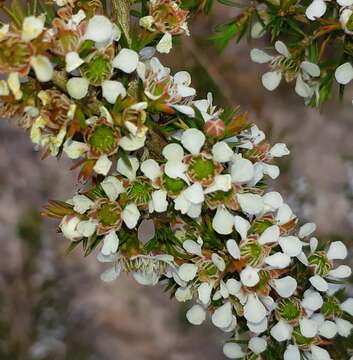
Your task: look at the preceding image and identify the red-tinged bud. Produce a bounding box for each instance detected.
[204,119,225,138]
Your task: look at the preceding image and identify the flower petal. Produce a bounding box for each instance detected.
[178,263,198,282]
[270,320,293,342]
[113,48,139,74]
[101,231,119,255]
[101,176,125,201]
[335,62,353,85]
[244,295,266,323]
[226,239,240,259]
[212,141,233,162]
[66,77,89,99]
[212,302,233,329]
[152,190,168,212]
[102,80,126,104]
[272,276,297,298]
[231,157,254,184]
[122,203,140,229]
[305,0,327,21]
[223,343,245,359]
[186,305,206,325]
[212,207,234,235]
[234,215,250,240]
[141,159,161,180]
[181,128,205,155]
[85,15,113,43]
[262,71,282,91]
[258,225,280,244]
[237,193,264,215]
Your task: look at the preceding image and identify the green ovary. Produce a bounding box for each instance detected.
[89,125,116,152]
[81,55,112,85]
[97,203,120,226]
[188,157,215,181]
[126,180,153,205]
[163,175,187,194]
[277,298,301,321]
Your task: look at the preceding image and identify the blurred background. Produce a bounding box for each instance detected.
[1,4,353,359]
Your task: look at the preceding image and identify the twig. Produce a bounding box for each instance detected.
[111,0,131,46]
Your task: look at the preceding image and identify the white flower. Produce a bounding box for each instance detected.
[234,215,251,240]
[151,190,168,212]
[72,195,94,214]
[258,225,280,244]
[102,80,126,104]
[335,62,353,85]
[117,157,139,180]
[226,239,240,259]
[223,343,246,359]
[198,282,212,304]
[178,263,198,281]
[65,51,84,72]
[237,193,264,215]
[175,286,193,302]
[100,265,121,282]
[77,220,96,237]
[186,304,206,325]
[272,276,297,298]
[181,128,205,155]
[85,15,114,43]
[212,302,234,329]
[63,140,89,159]
[231,156,254,184]
[305,0,327,21]
[60,215,83,241]
[93,155,112,175]
[265,252,291,269]
[30,56,53,82]
[156,32,172,53]
[271,320,293,341]
[240,266,260,287]
[66,77,89,99]
[22,15,45,42]
[119,134,146,151]
[101,231,119,255]
[122,203,140,229]
[244,294,267,324]
[183,239,202,256]
[212,142,233,162]
[284,345,300,360]
[212,206,234,234]
[248,337,267,354]
[101,176,125,201]
[113,48,139,74]
[269,143,290,157]
[212,253,226,272]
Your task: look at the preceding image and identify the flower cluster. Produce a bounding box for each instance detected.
[1,1,353,360]
[209,0,353,106]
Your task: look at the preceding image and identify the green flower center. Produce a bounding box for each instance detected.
[240,240,264,267]
[89,124,116,152]
[308,251,332,276]
[163,174,187,195]
[188,156,216,181]
[126,179,153,206]
[322,296,343,318]
[277,298,302,321]
[81,54,112,85]
[97,203,120,226]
